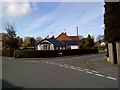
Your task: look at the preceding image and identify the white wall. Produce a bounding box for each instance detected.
[71,45,79,49]
[50,44,54,50]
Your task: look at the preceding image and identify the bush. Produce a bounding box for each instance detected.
[2,49,15,57]
[14,48,98,58]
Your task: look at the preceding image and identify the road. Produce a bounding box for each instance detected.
[2,52,118,88]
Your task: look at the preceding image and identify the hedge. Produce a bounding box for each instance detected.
[14,48,98,58]
[2,49,15,57]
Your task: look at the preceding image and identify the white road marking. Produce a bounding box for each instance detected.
[83,69,89,71]
[63,64,67,66]
[64,65,70,68]
[95,74,104,77]
[43,61,117,81]
[106,76,117,80]
[85,71,93,74]
[69,65,75,68]
[76,67,81,69]
[59,64,64,67]
[91,70,99,73]
[70,67,77,70]
[46,61,49,63]
[77,69,84,72]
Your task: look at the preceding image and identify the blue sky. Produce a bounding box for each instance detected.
[2,2,105,39]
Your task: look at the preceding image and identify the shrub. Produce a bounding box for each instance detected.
[14,48,98,58]
[2,49,15,57]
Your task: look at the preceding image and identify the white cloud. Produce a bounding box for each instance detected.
[21,2,104,37]
[21,3,65,32]
[2,1,37,18]
[5,2,31,17]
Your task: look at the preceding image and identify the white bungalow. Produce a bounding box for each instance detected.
[36,36,66,50]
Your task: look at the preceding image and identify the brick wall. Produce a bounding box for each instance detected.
[116,42,120,65]
[108,43,114,64]
[108,42,120,65]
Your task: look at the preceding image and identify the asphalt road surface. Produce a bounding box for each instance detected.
[2,53,118,88]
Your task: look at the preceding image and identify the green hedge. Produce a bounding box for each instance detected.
[14,48,98,58]
[14,50,59,58]
[2,49,15,57]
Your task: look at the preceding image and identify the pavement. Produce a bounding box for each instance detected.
[87,53,119,78]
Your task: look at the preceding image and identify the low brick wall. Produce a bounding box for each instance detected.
[108,43,114,64]
[107,42,120,65]
[116,42,120,65]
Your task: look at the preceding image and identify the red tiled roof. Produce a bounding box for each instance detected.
[69,36,79,41]
[56,32,73,41]
[0,33,10,41]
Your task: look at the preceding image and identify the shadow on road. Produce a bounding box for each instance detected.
[2,79,24,90]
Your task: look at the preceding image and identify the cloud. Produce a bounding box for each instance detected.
[2,1,37,18]
[21,3,65,32]
[21,2,104,38]
[10,2,104,38]
[42,3,104,33]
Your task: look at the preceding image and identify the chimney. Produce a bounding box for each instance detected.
[52,35,54,38]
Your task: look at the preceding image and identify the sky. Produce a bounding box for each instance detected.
[1,1,105,40]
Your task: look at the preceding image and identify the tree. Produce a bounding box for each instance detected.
[4,24,19,49]
[85,34,94,47]
[104,2,120,42]
[79,34,94,48]
[21,41,30,47]
[104,2,120,64]
[21,37,35,47]
[29,37,35,47]
[96,35,104,42]
[17,36,23,47]
[79,38,86,48]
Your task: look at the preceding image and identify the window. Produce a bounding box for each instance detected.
[43,45,50,50]
[48,45,50,50]
[43,45,47,50]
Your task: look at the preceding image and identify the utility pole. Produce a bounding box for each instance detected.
[77,27,78,37]
[76,27,79,48]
